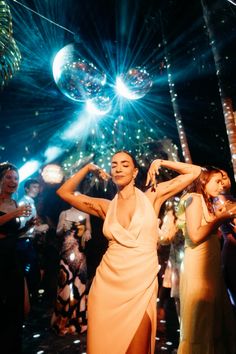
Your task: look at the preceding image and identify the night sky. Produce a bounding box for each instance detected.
[1,0,236,184]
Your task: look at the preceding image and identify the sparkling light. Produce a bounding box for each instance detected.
[41,164,64,184]
[116,67,152,100]
[19,160,41,183]
[116,77,136,100]
[86,95,112,116]
[226,0,236,5]
[73,340,81,344]
[69,252,75,261]
[166,341,173,345]
[44,146,64,163]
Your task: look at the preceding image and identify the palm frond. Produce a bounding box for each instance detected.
[0,0,21,88]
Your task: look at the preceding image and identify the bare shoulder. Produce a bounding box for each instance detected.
[184,193,201,208]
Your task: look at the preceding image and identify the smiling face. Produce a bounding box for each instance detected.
[26,183,40,198]
[0,169,19,196]
[111,152,138,188]
[204,172,223,198]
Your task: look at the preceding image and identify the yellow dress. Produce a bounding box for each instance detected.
[87,188,159,354]
[177,193,236,354]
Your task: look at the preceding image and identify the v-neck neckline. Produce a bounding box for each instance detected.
[115,188,137,230]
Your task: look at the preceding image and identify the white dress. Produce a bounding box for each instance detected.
[87,188,159,354]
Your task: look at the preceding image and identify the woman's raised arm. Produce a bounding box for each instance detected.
[56,163,111,219]
[146,159,201,208]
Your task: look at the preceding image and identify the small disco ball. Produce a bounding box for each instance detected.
[86,87,112,116]
[52,43,106,102]
[116,67,153,100]
[41,164,64,184]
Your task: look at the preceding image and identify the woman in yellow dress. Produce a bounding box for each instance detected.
[57,151,201,354]
[177,167,236,354]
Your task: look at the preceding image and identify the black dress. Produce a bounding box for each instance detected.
[0,211,24,354]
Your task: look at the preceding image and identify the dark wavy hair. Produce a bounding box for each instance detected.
[185,166,222,214]
[0,162,18,182]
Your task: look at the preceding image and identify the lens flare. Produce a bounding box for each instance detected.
[116,67,152,100]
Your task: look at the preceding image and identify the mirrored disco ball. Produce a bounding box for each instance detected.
[53,43,106,102]
[86,88,112,116]
[117,67,153,100]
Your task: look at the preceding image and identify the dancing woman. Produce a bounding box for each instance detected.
[57,151,201,354]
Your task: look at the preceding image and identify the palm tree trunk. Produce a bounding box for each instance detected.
[201,0,236,178]
[160,12,192,163]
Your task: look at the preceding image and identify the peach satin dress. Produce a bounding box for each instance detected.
[177,193,236,354]
[87,188,159,354]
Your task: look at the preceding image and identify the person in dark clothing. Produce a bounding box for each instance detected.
[0,162,34,354]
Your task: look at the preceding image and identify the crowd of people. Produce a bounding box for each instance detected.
[0,152,236,354]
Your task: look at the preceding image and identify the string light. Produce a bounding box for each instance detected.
[11,0,75,35]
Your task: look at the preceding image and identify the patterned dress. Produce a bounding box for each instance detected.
[51,223,87,335]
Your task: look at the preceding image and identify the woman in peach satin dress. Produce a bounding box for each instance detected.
[57,151,201,354]
[177,167,236,354]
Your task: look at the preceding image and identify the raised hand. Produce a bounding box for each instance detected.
[89,163,111,181]
[146,159,162,188]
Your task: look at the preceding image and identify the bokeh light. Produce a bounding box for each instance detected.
[19,160,41,183]
[41,164,64,184]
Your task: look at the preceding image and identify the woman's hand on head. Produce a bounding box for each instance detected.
[88,163,111,181]
[146,159,162,189]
